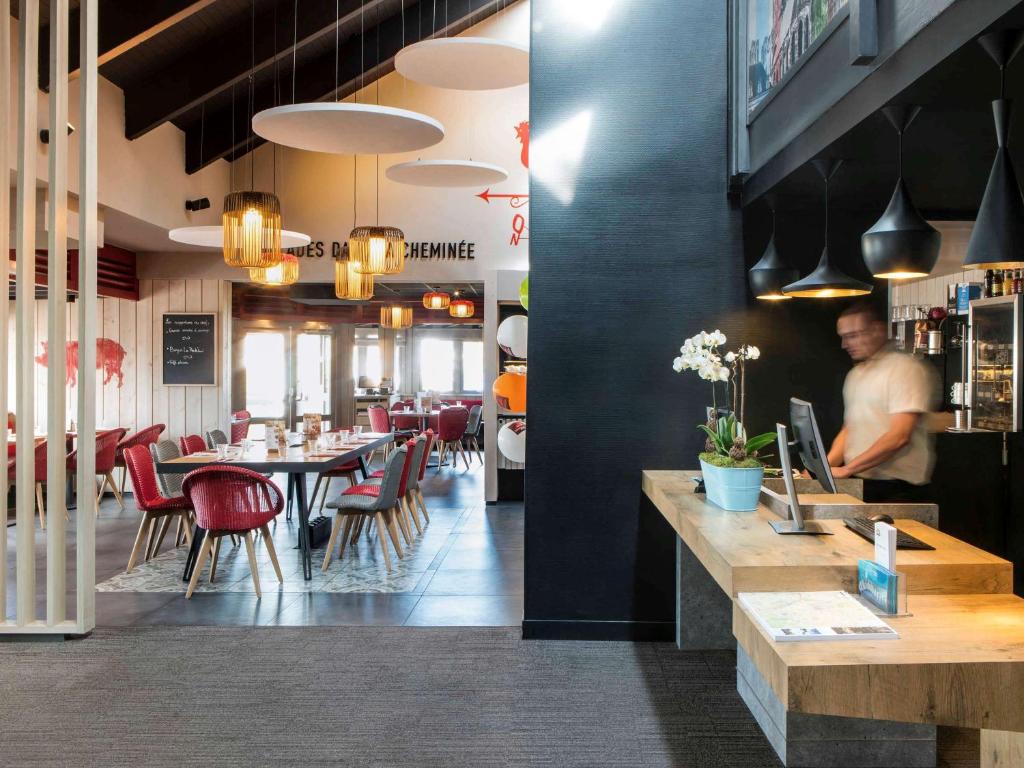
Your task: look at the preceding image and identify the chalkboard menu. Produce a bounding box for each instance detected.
[162,313,217,386]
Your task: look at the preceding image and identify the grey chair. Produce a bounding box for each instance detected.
[149,439,184,498]
[364,435,426,539]
[322,445,408,573]
[205,429,229,449]
[463,405,483,463]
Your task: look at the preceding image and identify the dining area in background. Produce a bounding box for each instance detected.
[369,397,483,470]
[154,428,395,583]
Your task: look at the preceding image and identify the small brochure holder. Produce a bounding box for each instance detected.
[857,559,910,616]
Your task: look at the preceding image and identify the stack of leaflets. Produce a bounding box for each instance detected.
[738,591,899,642]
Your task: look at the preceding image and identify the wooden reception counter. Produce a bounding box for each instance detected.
[642,470,1012,599]
[642,469,1023,768]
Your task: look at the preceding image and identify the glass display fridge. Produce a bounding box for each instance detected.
[969,294,1024,432]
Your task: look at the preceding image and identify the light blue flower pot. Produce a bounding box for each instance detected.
[699,459,764,512]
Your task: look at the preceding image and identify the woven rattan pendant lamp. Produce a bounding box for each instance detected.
[224,3,282,270]
[335,157,375,300]
[422,289,451,309]
[783,159,873,298]
[380,305,413,329]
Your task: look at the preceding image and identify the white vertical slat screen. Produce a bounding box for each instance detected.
[14,0,40,629]
[0,0,11,619]
[76,0,99,634]
[46,0,70,626]
[2,0,98,635]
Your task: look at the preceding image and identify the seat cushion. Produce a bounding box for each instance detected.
[323,461,361,476]
[326,492,381,512]
[368,469,384,478]
[342,483,381,497]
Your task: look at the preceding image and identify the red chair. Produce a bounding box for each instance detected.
[179,434,207,456]
[366,405,393,463]
[115,424,165,494]
[232,410,251,421]
[435,407,470,471]
[7,440,49,529]
[311,427,362,513]
[123,444,194,572]
[391,400,420,432]
[368,429,433,528]
[181,466,285,598]
[68,428,127,512]
[230,418,251,444]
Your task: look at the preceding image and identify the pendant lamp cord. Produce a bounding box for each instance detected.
[823,174,829,251]
[230,82,235,188]
[897,127,903,180]
[273,0,279,194]
[292,0,299,104]
[249,0,255,191]
[334,0,339,101]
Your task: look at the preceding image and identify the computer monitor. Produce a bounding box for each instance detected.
[769,424,831,536]
[789,398,837,494]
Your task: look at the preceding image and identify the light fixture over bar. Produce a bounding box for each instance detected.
[250,252,299,286]
[334,256,374,300]
[222,190,283,269]
[380,305,413,329]
[350,225,405,275]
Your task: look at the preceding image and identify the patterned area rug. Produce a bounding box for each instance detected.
[96,506,466,595]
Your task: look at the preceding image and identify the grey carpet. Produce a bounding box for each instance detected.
[0,626,779,767]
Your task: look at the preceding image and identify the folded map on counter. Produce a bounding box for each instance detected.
[738,590,899,642]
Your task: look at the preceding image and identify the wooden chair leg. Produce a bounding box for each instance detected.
[144,516,158,560]
[322,513,344,571]
[179,512,194,547]
[318,476,332,513]
[126,512,153,572]
[415,489,430,523]
[34,483,46,530]
[119,465,128,495]
[385,508,404,559]
[107,472,125,509]
[243,531,262,598]
[186,533,213,598]
[152,515,172,558]
[209,536,222,582]
[394,501,412,546]
[472,436,482,462]
[457,441,470,470]
[405,493,423,534]
[373,511,393,572]
[174,516,184,547]
[257,523,283,583]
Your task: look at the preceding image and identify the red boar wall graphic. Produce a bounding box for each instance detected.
[35,339,127,388]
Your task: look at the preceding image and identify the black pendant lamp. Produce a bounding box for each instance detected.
[964,31,1024,270]
[783,159,873,298]
[749,203,799,300]
[861,106,941,279]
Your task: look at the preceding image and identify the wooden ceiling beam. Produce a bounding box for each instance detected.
[38,0,217,90]
[184,0,499,173]
[123,0,390,141]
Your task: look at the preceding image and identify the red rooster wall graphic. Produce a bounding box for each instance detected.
[515,121,529,168]
[35,339,127,388]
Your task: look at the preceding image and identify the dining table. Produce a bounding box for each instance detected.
[154,431,395,581]
[390,410,451,467]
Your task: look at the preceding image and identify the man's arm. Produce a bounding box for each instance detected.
[831,412,920,479]
[827,425,847,468]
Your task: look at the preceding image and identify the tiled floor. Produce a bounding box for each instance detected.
[4,455,525,627]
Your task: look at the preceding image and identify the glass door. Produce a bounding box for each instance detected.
[242,328,333,429]
[294,332,332,426]
[243,331,289,420]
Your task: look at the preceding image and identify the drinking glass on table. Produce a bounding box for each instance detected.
[353,425,363,437]
[340,429,351,444]
[241,438,253,457]
[216,444,228,460]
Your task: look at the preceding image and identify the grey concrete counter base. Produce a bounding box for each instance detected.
[676,538,734,651]
[736,645,936,767]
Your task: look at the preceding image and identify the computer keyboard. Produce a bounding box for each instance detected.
[843,517,935,550]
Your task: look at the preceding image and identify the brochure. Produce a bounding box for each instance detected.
[858,559,901,614]
[738,590,899,642]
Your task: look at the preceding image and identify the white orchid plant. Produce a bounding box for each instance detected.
[673,330,774,468]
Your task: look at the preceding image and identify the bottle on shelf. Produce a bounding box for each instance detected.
[1015,269,1023,295]
[992,269,1004,297]
[984,269,994,297]
[1003,268,1014,296]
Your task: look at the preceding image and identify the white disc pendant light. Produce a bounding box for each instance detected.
[395,37,529,90]
[169,226,311,249]
[252,102,444,155]
[386,159,508,187]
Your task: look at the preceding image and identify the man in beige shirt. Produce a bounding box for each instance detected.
[827,302,938,503]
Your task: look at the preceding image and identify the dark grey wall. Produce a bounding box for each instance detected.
[525,1,893,639]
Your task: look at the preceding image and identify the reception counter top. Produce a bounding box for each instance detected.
[642,470,1012,597]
